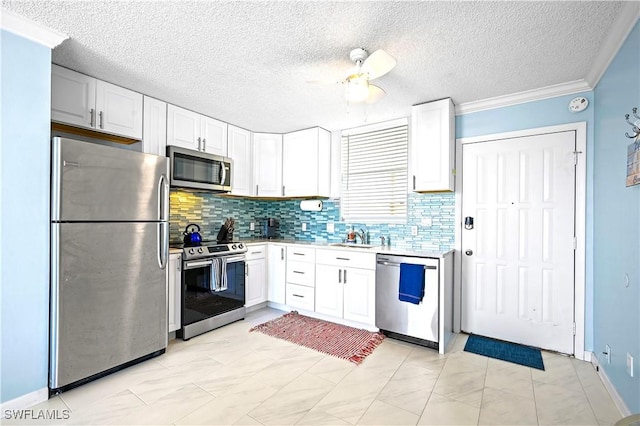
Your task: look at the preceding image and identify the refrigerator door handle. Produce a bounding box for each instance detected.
[158,174,169,222]
[158,222,168,269]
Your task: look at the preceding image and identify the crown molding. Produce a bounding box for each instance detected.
[585,1,640,88]
[1,8,67,48]
[455,80,592,115]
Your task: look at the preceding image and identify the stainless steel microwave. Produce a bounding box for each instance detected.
[167,146,232,192]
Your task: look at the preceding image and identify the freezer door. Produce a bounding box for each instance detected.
[50,222,167,389]
[51,137,169,222]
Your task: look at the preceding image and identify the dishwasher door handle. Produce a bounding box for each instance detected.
[376,261,437,270]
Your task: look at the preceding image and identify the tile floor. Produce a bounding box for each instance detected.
[6,308,623,425]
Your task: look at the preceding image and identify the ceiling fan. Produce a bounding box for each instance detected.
[342,48,396,104]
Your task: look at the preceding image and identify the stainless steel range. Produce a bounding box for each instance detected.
[178,242,248,340]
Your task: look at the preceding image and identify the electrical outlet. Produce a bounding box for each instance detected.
[411,226,418,236]
[326,222,335,233]
[421,217,432,226]
[302,223,307,231]
[628,353,634,377]
[605,345,611,364]
[249,222,255,231]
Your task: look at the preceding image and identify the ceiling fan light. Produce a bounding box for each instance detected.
[345,75,369,103]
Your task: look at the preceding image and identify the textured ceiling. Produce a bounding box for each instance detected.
[2,1,625,133]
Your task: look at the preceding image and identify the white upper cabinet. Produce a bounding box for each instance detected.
[227,125,253,196]
[167,105,200,150]
[51,65,143,140]
[167,104,228,156]
[52,65,96,128]
[201,116,228,156]
[142,96,167,156]
[282,127,331,197]
[253,133,283,197]
[410,98,455,192]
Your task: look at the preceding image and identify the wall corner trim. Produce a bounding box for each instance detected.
[1,8,67,48]
[455,80,592,116]
[585,1,640,89]
[591,355,632,418]
[0,388,49,414]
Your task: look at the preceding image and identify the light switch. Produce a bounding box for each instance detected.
[302,223,307,231]
[249,222,255,231]
[411,226,418,236]
[327,222,335,233]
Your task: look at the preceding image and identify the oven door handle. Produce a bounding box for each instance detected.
[223,255,246,263]
[184,260,213,269]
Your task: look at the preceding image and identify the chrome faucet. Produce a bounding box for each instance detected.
[356,228,367,244]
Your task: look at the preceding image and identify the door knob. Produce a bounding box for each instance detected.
[465,249,473,256]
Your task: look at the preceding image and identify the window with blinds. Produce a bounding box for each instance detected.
[341,119,408,222]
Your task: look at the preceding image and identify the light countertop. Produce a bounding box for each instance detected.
[240,239,453,258]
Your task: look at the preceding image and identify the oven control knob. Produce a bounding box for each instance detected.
[188,248,195,254]
[232,244,237,249]
[238,243,244,249]
[198,248,203,253]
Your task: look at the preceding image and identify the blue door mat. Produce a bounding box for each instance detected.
[464,334,545,370]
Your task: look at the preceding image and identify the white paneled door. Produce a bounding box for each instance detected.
[461,131,576,354]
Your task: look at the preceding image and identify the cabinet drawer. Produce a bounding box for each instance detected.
[316,249,376,270]
[245,244,267,261]
[286,246,316,263]
[286,260,315,287]
[286,283,315,311]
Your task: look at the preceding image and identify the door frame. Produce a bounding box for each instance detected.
[454,122,587,360]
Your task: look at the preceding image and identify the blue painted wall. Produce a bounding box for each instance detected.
[0,31,52,403]
[593,21,640,413]
[456,92,596,352]
[170,191,455,252]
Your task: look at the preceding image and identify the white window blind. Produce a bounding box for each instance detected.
[341,120,408,222]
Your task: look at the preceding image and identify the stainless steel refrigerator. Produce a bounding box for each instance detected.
[50,137,170,392]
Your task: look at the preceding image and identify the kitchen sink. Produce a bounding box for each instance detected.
[330,243,378,249]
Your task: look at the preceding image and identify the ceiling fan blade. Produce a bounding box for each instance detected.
[366,84,386,103]
[361,49,396,80]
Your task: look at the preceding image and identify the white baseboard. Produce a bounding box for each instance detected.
[1,388,48,415]
[582,350,592,362]
[591,354,631,417]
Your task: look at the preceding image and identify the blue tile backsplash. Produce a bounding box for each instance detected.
[170,190,455,251]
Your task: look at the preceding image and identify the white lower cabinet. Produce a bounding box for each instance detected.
[245,245,267,307]
[315,249,376,326]
[267,244,286,304]
[285,246,315,310]
[168,253,182,333]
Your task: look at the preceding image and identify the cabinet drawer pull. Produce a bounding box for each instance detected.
[338,269,342,283]
[293,252,305,256]
[336,257,350,261]
[89,108,95,127]
[250,251,263,255]
[293,271,304,274]
[98,110,104,129]
[292,294,304,298]
[344,269,347,283]
[281,248,284,260]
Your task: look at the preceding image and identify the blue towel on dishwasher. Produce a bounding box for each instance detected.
[399,263,425,304]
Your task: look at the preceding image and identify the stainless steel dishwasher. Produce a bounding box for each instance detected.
[375,254,440,347]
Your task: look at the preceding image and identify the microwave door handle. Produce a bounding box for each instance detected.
[220,162,227,186]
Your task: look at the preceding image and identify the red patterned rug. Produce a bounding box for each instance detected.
[249,311,385,365]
